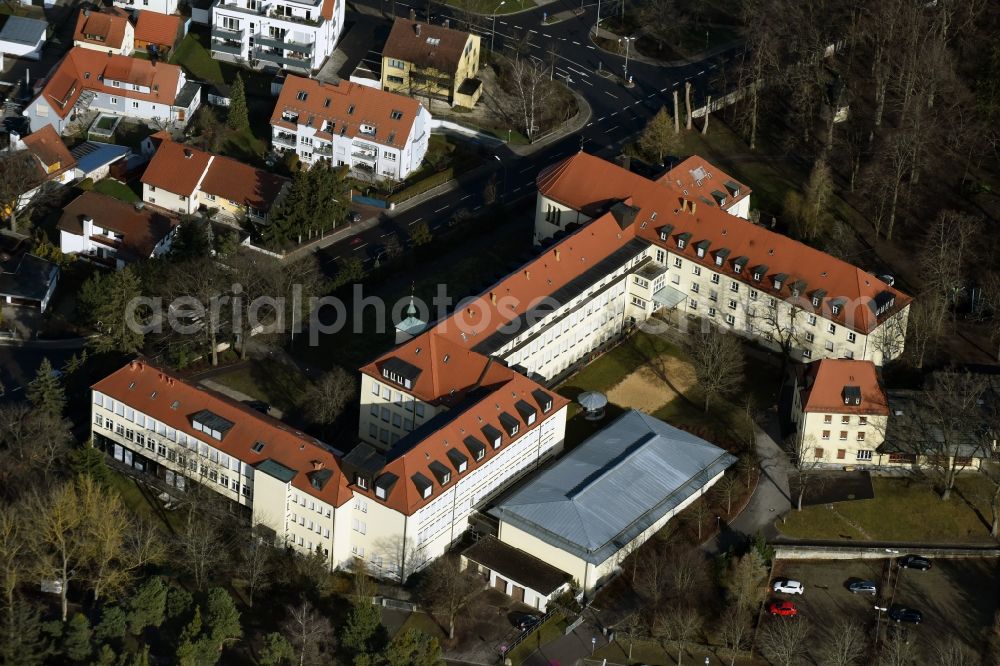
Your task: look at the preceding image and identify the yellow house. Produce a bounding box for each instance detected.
[381,18,482,108]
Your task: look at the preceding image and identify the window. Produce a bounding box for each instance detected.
[709,291,718,302]
[857,432,866,442]
[388,58,404,69]
[655,249,665,263]
[692,266,701,276]
[356,476,368,489]
[111,96,118,104]
[711,274,720,284]
[841,415,850,424]
[847,332,857,343]
[728,299,737,310]
[690,283,700,294]
[805,332,815,343]
[750,289,758,300]
[725,314,735,325]
[368,423,378,438]
[828,323,836,334]
[814,448,824,459]
[821,430,830,440]
[839,431,848,440]
[837,449,846,460]
[132,101,140,109]
[689,299,698,310]
[825,341,835,352]
[673,257,682,268]
[803,349,812,358]
[807,314,817,325]
[708,307,716,317]
[730,282,739,292]
[856,449,872,461]
[352,518,367,534]
[859,416,868,426]
[631,296,646,308]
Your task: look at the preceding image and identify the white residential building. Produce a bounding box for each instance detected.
[210,0,344,74]
[112,0,178,17]
[270,74,431,179]
[23,47,201,135]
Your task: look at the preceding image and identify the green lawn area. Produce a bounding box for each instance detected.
[93,178,140,203]
[171,33,225,85]
[506,611,566,665]
[107,470,183,532]
[223,127,268,161]
[778,475,999,544]
[207,358,311,415]
[593,638,751,666]
[558,330,683,395]
[444,0,535,15]
[394,611,446,640]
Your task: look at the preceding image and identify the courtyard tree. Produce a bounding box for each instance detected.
[503,55,555,142]
[26,357,65,417]
[711,472,742,515]
[0,503,28,625]
[283,598,333,666]
[226,74,250,132]
[718,606,751,666]
[239,537,273,609]
[300,367,357,429]
[409,221,433,248]
[759,616,811,666]
[417,555,481,639]
[384,628,445,666]
[654,604,703,665]
[0,148,47,233]
[817,619,866,666]
[723,549,767,611]
[684,327,745,412]
[638,107,682,164]
[79,266,147,354]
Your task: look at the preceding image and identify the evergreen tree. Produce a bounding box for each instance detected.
[63,612,93,662]
[95,606,128,642]
[384,629,444,666]
[68,441,111,486]
[340,599,382,657]
[203,587,242,651]
[213,228,238,257]
[94,644,117,666]
[166,585,194,621]
[0,600,52,666]
[79,267,146,354]
[27,357,65,416]
[258,632,294,665]
[266,162,349,247]
[126,577,167,635]
[227,75,250,132]
[169,220,212,261]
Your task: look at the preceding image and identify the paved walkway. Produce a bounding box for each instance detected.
[522,620,609,666]
[197,378,286,419]
[707,411,794,554]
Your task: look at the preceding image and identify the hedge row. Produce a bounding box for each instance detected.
[387,168,454,205]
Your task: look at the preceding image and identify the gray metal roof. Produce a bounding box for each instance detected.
[491,410,737,565]
[0,16,47,45]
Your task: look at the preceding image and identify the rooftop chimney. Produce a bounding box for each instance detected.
[489,291,496,304]
[554,248,560,261]
[311,460,325,471]
[183,148,193,158]
[690,201,697,215]
[415,23,421,36]
[443,18,449,28]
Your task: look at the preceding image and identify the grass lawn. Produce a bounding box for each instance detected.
[171,33,226,85]
[107,470,183,532]
[593,638,751,666]
[443,0,535,15]
[558,330,682,395]
[506,611,566,665]
[93,178,141,203]
[223,127,268,161]
[395,611,446,640]
[208,358,310,416]
[778,475,999,543]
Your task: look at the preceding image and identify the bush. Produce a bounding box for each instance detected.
[78,178,94,191]
[387,168,454,204]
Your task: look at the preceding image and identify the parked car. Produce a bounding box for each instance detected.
[848,580,878,595]
[899,555,932,570]
[509,612,541,631]
[349,210,363,224]
[767,600,798,617]
[772,579,805,595]
[243,400,270,415]
[889,606,923,624]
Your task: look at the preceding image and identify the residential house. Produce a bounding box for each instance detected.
[141,139,289,221]
[23,48,201,135]
[381,18,482,108]
[58,191,179,268]
[70,141,131,181]
[134,10,183,56]
[73,6,134,56]
[488,410,736,597]
[112,0,178,17]
[210,0,344,74]
[2,126,78,216]
[270,74,431,179]
[0,15,47,60]
[791,359,889,468]
[532,152,912,366]
[0,253,59,312]
[91,359,567,576]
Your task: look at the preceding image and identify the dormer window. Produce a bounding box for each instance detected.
[447,448,469,474]
[296,90,308,101]
[374,472,398,500]
[390,110,403,120]
[499,412,520,438]
[676,232,691,249]
[842,386,861,406]
[412,472,433,499]
[482,424,502,448]
[694,240,710,258]
[715,256,723,265]
[464,435,487,461]
[429,461,451,486]
[773,273,787,291]
[356,475,368,490]
[832,304,840,315]
[657,224,674,242]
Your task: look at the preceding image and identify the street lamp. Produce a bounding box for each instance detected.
[619,35,635,86]
[490,1,506,52]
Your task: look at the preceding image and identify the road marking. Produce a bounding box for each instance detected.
[604,91,618,99]
[709,63,717,69]
[499,20,508,25]
[586,122,593,127]
[461,194,472,200]
[673,81,679,86]
[355,242,368,249]
[381,232,394,238]
[529,29,538,34]
[331,255,341,260]
[660,86,668,92]
[568,66,589,77]
[572,40,580,45]
[697,69,705,75]
[408,217,423,226]
[542,33,551,37]
[597,115,605,121]
[434,205,449,212]
[473,205,482,211]
[610,110,618,116]
[513,186,523,193]
[587,45,595,49]
[580,77,594,86]
[608,125,620,132]
[519,165,534,173]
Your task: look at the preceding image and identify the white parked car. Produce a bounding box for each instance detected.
[773,579,805,595]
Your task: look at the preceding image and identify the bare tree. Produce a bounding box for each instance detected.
[718,606,751,666]
[723,549,767,611]
[372,535,423,582]
[0,149,46,233]
[240,538,273,609]
[283,598,333,666]
[683,496,712,541]
[712,473,742,515]
[299,367,357,428]
[417,555,481,639]
[634,536,673,613]
[176,515,225,590]
[759,617,811,666]
[982,271,1000,362]
[0,504,28,626]
[654,605,703,665]
[931,637,976,666]
[880,626,918,666]
[502,56,554,142]
[817,619,866,666]
[684,327,745,412]
[666,547,709,600]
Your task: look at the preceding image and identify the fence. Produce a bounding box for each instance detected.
[352,193,389,209]
[371,596,417,612]
[501,606,564,661]
[774,543,1000,560]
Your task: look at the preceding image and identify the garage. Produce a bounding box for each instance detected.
[511,585,525,603]
[494,576,508,593]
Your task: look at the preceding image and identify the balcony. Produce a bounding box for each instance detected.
[351,151,376,162]
[272,133,297,148]
[314,144,333,156]
[267,8,321,27]
[254,33,314,54]
[254,48,311,71]
[213,1,264,16]
[211,26,245,40]
[212,41,244,56]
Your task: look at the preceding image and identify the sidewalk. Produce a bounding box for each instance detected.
[590,24,743,68]
[522,620,609,666]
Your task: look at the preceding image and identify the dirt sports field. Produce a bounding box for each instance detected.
[605,354,696,413]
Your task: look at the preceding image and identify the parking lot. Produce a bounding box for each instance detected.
[770,557,1000,663]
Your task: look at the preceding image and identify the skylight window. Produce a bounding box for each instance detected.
[296,90,308,101]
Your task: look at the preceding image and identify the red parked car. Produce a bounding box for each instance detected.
[767,600,798,617]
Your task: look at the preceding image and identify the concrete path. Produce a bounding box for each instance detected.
[522,620,609,666]
[198,378,285,419]
[707,411,794,554]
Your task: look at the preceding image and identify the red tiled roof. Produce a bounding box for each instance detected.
[660,155,750,214]
[22,124,76,179]
[320,0,335,20]
[57,191,179,261]
[538,152,911,334]
[141,139,289,210]
[270,74,421,149]
[36,47,182,119]
[140,139,211,196]
[134,10,181,48]
[92,361,353,509]
[799,359,889,416]
[73,7,130,50]
[382,18,473,74]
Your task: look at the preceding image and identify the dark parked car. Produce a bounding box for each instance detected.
[848,580,878,595]
[243,400,270,414]
[349,211,363,223]
[509,612,541,631]
[899,555,932,570]
[889,606,923,624]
